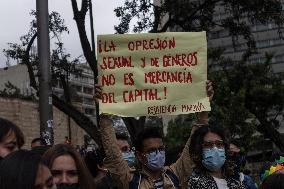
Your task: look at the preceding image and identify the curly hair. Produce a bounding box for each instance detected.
[134,126,163,152]
[189,124,235,177]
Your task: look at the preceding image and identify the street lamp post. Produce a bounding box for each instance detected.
[36,0,54,145]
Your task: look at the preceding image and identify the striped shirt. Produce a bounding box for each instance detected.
[153,178,164,189]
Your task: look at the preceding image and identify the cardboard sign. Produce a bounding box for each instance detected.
[97,32,210,116]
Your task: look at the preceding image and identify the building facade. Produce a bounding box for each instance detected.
[0,63,97,120]
[0,97,85,149]
[0,63,97,145]
[208,0,284,73]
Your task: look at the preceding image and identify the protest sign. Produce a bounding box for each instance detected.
[97,32,210,116]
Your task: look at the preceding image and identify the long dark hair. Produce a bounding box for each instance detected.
[189,125,234,177]
[0,150,47,189]
[0,117,24,148]
[43,144,95,189]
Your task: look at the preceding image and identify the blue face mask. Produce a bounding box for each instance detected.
[146,150,166,171]
[122,151,136,167]
[202,147,226,171]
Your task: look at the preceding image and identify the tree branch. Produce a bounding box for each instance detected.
[52,94,102,146]
[71,0,97,77]
[81,0,89,16]
[157,19,171,32]
[23,32,38,92]
[71,0,79,17]
[151,5,162,32]
[187,0,222,21]
[60,74,71,103]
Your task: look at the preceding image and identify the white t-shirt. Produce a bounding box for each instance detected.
[213,176,229,189]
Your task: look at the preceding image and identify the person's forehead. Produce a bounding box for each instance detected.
[117,139,129,146]
[52,155,77,170]
[142,138,163,149]
[1,130,16,144]
[203,132,222,141]
[229,144,240,153]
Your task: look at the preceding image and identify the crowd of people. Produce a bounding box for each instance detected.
[0,81,283,189]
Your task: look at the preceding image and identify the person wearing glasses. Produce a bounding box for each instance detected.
[188,125,247,189]
[97,81,214,189]
[116,132,136,168]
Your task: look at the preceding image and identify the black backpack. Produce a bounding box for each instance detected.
[129,169,181,189]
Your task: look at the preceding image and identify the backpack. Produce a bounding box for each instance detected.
[129,169,181,189]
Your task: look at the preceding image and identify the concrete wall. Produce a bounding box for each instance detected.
[0,97,86,149]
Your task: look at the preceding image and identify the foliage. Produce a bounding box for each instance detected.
[0,81,37,101]
[209,52,284,152]
[115,0,284,57]
[164,114,195,151]
[3,10,80,99]
[114,0,284,152]
[145,116,163,128]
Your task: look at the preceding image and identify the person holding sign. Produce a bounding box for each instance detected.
[97,32,210,117]
[95,80,213,189]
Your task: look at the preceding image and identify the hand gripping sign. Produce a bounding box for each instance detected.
[97,32,210,117]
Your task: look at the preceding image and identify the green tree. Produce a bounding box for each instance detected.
[114,0,284,152]
[165,114,195,151]
[209,52,284,152]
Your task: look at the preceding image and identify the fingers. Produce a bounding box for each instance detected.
[206,80,214,101]
[95,84,102,93]
[94,84,103,103]
[206,80,212,90]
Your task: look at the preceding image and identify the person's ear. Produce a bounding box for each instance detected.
[135,151,144,163]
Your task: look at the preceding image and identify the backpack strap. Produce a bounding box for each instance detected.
[129,172,142,189]
[165,169,181,189]
[129,170,180,189]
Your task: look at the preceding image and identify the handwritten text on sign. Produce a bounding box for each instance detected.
[97,32,210,116]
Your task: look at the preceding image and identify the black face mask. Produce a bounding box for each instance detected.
[56,183,80,189]
[228,154,246,176]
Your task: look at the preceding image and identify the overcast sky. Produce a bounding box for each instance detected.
[0,0,124,68]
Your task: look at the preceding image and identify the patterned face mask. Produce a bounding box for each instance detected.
[145,150,166,171]
[202,147,226,171]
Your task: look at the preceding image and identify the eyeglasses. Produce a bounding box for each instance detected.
[202,140,224,149]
